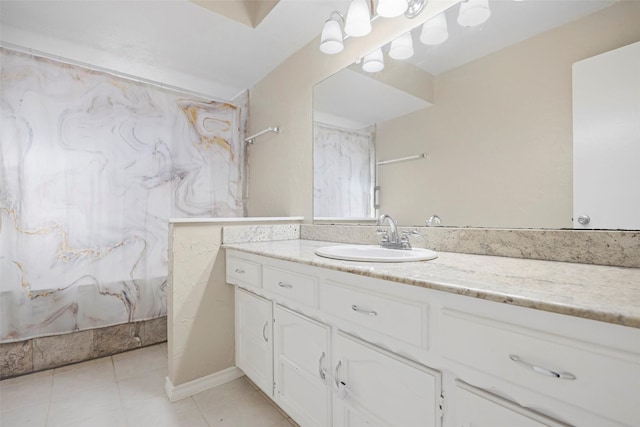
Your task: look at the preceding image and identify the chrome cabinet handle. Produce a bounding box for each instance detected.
[234,268,245,274]
[334,360,342,387]
[509,354,576,380]
[262,321,269,342]
[318,352,326,380]
[278,281,293,289]
[351,305,377,316]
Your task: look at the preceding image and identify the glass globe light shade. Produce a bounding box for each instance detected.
[420,12,448,45]
[389,32,414,60]
[320,18,344,54]
[362,48,385,72]
[457,0,491,27]
[345,0,372,37]
[377,0,408,18]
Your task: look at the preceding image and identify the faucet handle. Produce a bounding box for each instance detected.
[376,229,389,242]
[401,230,421,239]
[426,215,441,227]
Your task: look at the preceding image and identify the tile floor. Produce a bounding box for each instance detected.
[0,343,297,427]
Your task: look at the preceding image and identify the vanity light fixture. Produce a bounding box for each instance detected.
[319,0,427,54]
[420,12,448,45]
[345,0,372,37]
[362,48,385,72]
[389,31,414,59]
[320,11,345,54]
[376,0,408,18]
[457,0,491,27]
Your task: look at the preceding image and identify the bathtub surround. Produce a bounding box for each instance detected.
[0,316,166,379]
[0,48,247,344]
[166,218,302,400]
[301,225,640,268]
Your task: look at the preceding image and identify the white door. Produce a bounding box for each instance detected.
[235,287,273,396]
[573,41,640,229]
[273,305,332,427]
[455,381,569,427]
[333,332,441,427]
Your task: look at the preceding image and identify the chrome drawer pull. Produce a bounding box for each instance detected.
[334,360,342,387]
[234,268,245,274]
[509,354,576,380]
[278,281,293,289]
[351,305,377,316]
[262,321,269,342]
[318,352,326,380]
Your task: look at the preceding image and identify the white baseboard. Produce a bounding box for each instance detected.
[164,366,244,402]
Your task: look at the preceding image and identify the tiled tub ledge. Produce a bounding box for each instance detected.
[0,316,167,379]
[301,225,640,268]
[223,239,640,329]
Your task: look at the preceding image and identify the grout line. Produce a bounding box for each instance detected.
[43,374,54,427]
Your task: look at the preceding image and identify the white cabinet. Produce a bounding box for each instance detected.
[235,287,273,396]
[273,305,331,427]
[454,381,568,427]
[441,308,640,425]
[227,250,640,427]
[332,332,441,427]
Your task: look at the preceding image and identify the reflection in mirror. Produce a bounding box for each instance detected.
[313,0,640,229]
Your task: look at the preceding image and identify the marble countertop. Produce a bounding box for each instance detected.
[223,239,640,329]
[169,216,304,224]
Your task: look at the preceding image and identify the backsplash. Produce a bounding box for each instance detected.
[223,224,300,243]
[301,225,640,268]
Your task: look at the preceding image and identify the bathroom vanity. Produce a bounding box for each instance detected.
[225,239,640,427]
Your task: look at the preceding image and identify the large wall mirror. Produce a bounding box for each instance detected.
[313,0,640,229]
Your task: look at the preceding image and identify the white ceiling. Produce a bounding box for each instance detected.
[0,0,618,105]
[0,0,349,100]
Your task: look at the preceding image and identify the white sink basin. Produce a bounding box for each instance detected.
[315,244,437,263]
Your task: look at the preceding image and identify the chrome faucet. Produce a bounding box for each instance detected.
[377,214,412,250]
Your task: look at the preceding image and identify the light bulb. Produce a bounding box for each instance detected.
[345,0,371,37]
[362,48,384,72]
[389,32,414,60]
[457,0,491,27]
[420,12,448,45]
[377,0,408,18]
[320,18,344,54]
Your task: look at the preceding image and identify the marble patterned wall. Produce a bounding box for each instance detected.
[313,123,375,219]
[0,48,246,342]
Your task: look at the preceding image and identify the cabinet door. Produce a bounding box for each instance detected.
[455,381,569,427]
[273,305,331,427]
[333,332,441,427]
[235,287,273,396]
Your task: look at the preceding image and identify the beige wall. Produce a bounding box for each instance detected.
[376,1,640,228]
[247,0,460,221]
[168,223,234,386]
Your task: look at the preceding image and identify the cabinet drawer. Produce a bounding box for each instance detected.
[455,380,569,426]
[441,309,640,425]
[263,266,318,307]
[320,280,428,349]
[226,256,261,288]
